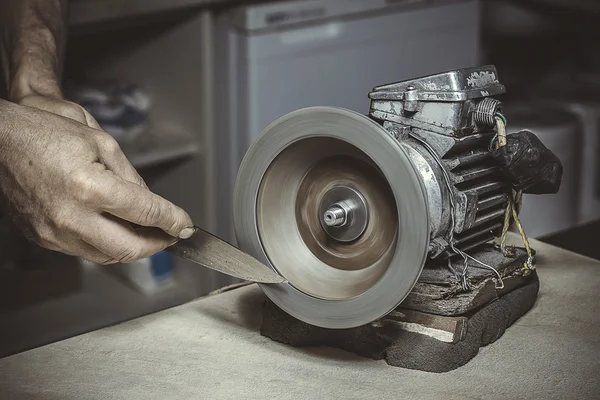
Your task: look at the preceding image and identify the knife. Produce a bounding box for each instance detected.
[166,226,287,284]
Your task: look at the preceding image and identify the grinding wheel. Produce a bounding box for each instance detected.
[233,107,430,329]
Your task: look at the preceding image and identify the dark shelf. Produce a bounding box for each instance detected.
[119,125,200,169]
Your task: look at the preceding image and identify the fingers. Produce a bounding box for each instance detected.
[57,103,89,126]
[89,171,194,239]
[94,132,148,188]
[82,109,102,130]
[36,209,171,264]
[37,230,116,265]
[63,240,117,265]
[77,213,178,263]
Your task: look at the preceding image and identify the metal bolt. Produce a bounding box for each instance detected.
[319,187,368,242]
[404,85,418,113]
[323,205,347,227]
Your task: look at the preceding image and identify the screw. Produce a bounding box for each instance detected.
[323,205,347,227]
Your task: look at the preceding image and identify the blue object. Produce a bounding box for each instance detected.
[150,251,173,281]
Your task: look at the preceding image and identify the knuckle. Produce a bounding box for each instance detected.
[139,178,149,189]
[51,209,78,233]
[60,104,87,124]
[71,171,102,203]
[66,136,93,155]
[27,217,76,253]
[98,134,121,155]
[31,223,56,247]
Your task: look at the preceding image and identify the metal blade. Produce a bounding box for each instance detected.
[233,107,429,329]
[166,226,286,284]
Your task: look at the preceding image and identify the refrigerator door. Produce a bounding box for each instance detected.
[213,0,482,245]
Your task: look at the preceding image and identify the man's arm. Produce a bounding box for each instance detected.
[0,0,67,102]
[0,0,196,263]
[0,0,98,126]
[0,0,68,103]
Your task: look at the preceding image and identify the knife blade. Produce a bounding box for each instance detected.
[166,226,287,284]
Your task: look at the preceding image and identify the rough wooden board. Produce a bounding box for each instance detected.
[402,244,535,315]
[260,244,539,371]
[377,309,468,343]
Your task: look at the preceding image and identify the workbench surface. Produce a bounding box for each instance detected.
[1,237,599,400]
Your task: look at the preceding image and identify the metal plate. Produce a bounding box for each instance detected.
[233,107,430,329]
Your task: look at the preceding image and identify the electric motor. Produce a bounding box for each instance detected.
[233,66,528,329]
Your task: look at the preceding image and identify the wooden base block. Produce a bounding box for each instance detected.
[404,244,535,316]
[260,245,540,372]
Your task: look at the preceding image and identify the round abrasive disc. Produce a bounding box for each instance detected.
[233,107,430,329]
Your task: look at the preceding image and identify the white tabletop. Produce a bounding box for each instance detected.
[1,236,599,400]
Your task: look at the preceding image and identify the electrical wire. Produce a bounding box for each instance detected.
[408,132,505,290]
[492,114,534,270]
[409,110,535,291]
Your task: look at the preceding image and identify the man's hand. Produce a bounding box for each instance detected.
[0,99,195,264]
[16,94,101,129]
[0,0,195,264]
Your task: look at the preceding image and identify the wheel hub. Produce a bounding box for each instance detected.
[319,185,368,242]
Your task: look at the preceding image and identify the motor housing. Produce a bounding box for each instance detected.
[368,65,512,259]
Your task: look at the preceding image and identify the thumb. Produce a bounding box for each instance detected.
[95,172,195,239]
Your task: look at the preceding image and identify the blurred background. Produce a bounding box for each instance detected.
[1,0,598,357]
